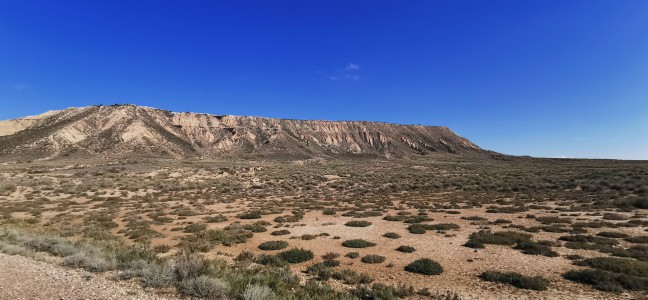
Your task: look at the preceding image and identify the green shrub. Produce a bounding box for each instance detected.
[306,263,334,280]
[140,261,174,288]
[270,229,290,236]
[625,236,648,244]
[254,254,288,267]
[603,213,627,220]
[242,283,275,300]
[334,269,373,285]
[62,252,116,272]
[277,248,314,263]
[323,259,340,267]
[322,252,340,260]
[404,258,443,275]
[258,240,289,251]
[395,246,416,253]
[407,224,427,234]
[204,215,228,223]
[345,252,360,259]
[426,223,460,231]
[345,220,372,227]
[597,231,628,238]
[174,252,210,280]
[480,271,548,291]
[463,238,484,249]
[342,239,376,248]
[536,216,572,224]
[469,231,531,245]
[184,223,207,233]
[361,254,386,264]
[243,223,267,233]
[514,241,559,257]
[322,208,336,215]
[383,232,401,239]
[563,269,648,292]
[238,211,262,219]
[177,275,230,298]
[576,257,648,277]
[352,282,415,299]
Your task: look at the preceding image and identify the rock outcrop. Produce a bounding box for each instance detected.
[0,104,482,159]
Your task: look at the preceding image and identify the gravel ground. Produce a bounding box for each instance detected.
[0,252,178,300]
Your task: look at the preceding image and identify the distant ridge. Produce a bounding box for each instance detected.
[0,104,483,160]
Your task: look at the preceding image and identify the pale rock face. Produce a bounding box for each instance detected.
[0,104,482,159]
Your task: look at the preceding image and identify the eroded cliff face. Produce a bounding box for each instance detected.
[0,105,481,159]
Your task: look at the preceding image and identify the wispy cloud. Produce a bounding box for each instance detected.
[345,63,360,71]
[320,63,362,81]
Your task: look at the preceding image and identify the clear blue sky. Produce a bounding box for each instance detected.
[1,1,647,159]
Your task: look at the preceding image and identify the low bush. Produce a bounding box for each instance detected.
[407,224,427,234]
[395,245,416,253]
[603,213,628,220]
[140,261,174,288]
[332,269,373,285]
[480,271,548,291]
[361,254,386,264]
[352,283,415,299]
[383,232,401,239]
[342,239,376,248]
[277,248,314,263]
[563,269,648,292]
[625,236,648,244]
[345,252,360,259]
[238,211,262,219]
[183,223,207,233]
[597,231,628,238]
[242,283,275,300]
[62,252,116,272]
[468,231,531,245]
[177,275,230,298]
[345,220,372,227]
[514,241,559,257]
[322,208,336,215]
[426,223,460,231]
[306,263,334,280]
[404,258,443,275]
[322,252,340,260]
[204,215,228,223]
[258,240,289,251]
[576,257,648,277]
[463,238,484,249]
[254,254,288,267]
[270,229,290,236]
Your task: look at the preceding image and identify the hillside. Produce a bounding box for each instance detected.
[0,104,482,160]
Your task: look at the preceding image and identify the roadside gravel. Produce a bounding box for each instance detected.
[0,252,178,300]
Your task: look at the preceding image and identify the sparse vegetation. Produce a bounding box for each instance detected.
[480,271,549,291]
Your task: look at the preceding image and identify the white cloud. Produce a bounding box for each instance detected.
[345,63,360,71]
[320,64,362,81]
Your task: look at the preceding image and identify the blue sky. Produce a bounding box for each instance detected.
[1,1,647,159]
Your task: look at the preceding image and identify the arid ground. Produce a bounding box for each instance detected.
[1,155,647,299]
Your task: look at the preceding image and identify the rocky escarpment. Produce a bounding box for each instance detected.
[0,104,482,159]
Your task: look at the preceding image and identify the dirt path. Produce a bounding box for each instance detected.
[0,253,176,300]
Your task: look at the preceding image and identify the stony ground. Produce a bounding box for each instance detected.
[0,253,176,300]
